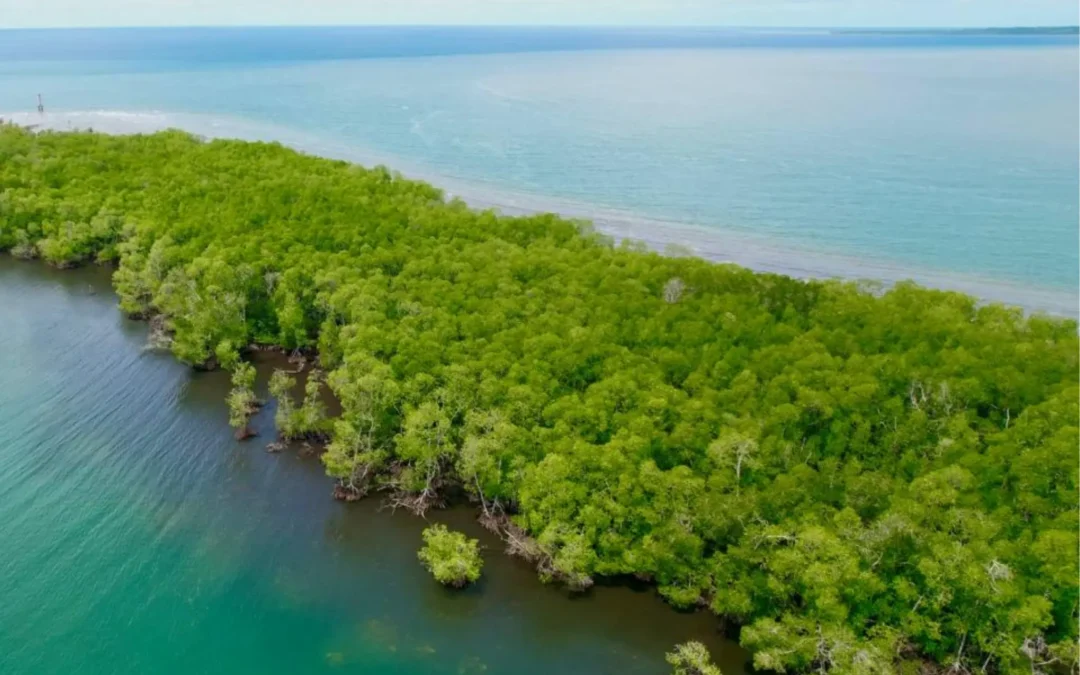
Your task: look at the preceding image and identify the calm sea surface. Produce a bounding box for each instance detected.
[0,27,1077,313]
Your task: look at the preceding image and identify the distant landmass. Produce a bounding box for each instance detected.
[834,26,1079,36]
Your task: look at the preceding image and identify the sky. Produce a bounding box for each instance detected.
[0,0,1076,29]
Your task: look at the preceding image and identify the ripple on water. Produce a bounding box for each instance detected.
[0,259,750,675]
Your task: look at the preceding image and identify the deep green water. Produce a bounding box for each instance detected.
[0,258,747,674]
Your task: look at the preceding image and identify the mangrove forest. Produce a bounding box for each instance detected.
[0,124,1076,675]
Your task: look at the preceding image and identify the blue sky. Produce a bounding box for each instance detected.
[1,0,1076,29]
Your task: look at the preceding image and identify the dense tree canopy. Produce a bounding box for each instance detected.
[1,124,1076,675]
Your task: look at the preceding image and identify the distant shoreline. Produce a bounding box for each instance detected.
[6,109,1078,318]
[2,25,1077,33]
[831,26,1079,36]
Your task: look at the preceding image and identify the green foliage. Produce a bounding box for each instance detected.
[268,369,298,436]
[666,641,722,675]
[267,367,330,440]
[417,524,483,587]
[2,125,1077,674]
[227,361,258,432]
[296,369,329,436]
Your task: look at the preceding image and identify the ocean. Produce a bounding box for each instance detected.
[1,27,1077,314]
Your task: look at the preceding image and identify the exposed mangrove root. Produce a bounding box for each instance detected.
[383,485,445,517]
[287,349,308,372]
[289,430,331,444]
[332,482,366,502]
[144,314,173,351]
[246,344,314,373]
[478,504,594,592]
[193,356,220,372]
[11,242,37,260]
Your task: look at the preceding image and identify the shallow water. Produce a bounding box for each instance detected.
[0,27,1076,315]
[0,258,748,675]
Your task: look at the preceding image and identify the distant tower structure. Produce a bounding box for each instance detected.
[37,94,44,114]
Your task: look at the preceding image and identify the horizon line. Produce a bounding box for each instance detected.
[1,23,1078,31]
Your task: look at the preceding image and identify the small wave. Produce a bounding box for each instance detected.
[474,79,534,105]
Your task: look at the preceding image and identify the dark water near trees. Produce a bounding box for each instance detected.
[0,258,747,674]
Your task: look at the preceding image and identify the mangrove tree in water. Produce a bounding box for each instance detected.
[1,125,1077,675]
[417,524,484,588]
[667,641,722,675]
[227,361,259,440]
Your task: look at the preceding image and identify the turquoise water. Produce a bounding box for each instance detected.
[0,28,1076,313]
[0,260,747,674]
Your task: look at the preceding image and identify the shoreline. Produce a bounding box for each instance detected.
[3,124,1074,675]
[5,108,1077,317]
[1,249,748,661]
[0,259,748,674]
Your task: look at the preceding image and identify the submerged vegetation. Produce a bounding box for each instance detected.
[418,524,484,588]
[1,125,1076,675]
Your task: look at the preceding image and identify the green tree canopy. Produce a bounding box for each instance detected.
[667,641,722,675]
[2,124,1076,675]
[418,524,483,588]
